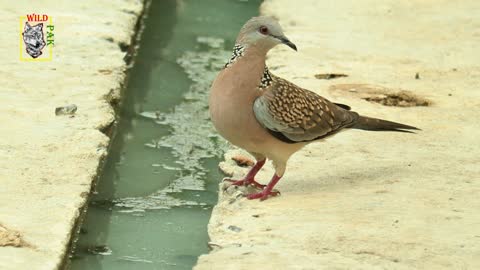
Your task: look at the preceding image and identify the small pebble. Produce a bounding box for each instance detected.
[55,104,77,116]
[231,155,255,167]
[227,225,242,232]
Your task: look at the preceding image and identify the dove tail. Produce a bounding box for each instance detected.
[351,115,420,133]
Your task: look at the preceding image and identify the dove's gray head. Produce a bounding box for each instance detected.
[236,16,297,52]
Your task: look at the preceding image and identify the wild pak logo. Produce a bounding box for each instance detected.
[20,13,54,61]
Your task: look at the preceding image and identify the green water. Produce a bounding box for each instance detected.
[69,0,261,269]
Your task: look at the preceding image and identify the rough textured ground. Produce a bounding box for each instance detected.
[196,0,480,269]
[0,1,143,269]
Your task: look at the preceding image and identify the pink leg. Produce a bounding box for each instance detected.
[247,174,282,201]
[224,159,266,189]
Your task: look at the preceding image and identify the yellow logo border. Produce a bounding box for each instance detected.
[19,16,53,62]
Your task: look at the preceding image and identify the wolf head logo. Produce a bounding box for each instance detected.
[22,22,46,59]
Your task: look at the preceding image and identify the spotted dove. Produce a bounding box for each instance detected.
[209,17,418,200]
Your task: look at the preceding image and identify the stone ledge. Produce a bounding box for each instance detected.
[0,1,144,269]
[195,0,480,269]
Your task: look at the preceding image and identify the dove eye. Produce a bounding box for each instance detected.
[259,26,269,35]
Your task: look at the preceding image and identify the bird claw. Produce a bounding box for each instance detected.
[223,178,266,189]
[246,189,280,201]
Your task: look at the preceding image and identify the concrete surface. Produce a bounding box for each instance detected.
[0,1,143,269]
[196,0,480,269]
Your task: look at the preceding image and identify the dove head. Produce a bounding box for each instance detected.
[236,16,297,53]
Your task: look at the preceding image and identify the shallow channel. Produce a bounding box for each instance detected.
[69,0,261,269]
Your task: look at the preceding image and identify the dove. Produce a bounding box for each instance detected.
[209,16,418,200]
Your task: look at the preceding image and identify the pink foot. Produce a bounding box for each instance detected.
[223,159,267,189]
[224,178,266,189]
[247,189,280,201]
[246,174,282,201]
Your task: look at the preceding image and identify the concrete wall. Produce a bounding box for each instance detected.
[0,1,144,269]
[196,0,480,269]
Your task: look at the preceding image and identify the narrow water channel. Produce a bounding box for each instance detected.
[69,0,261,269]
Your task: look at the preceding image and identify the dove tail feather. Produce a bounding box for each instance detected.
[351,115,420,133]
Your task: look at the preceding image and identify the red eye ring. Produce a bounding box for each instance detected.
[259,26,269,35]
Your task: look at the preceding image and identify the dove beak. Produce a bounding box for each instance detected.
[279,36,297,51]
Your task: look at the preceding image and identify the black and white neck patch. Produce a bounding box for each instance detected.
[259,66,273,89]
[225,44,245,68]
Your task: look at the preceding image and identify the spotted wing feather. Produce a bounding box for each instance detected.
[253,76,358,143]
